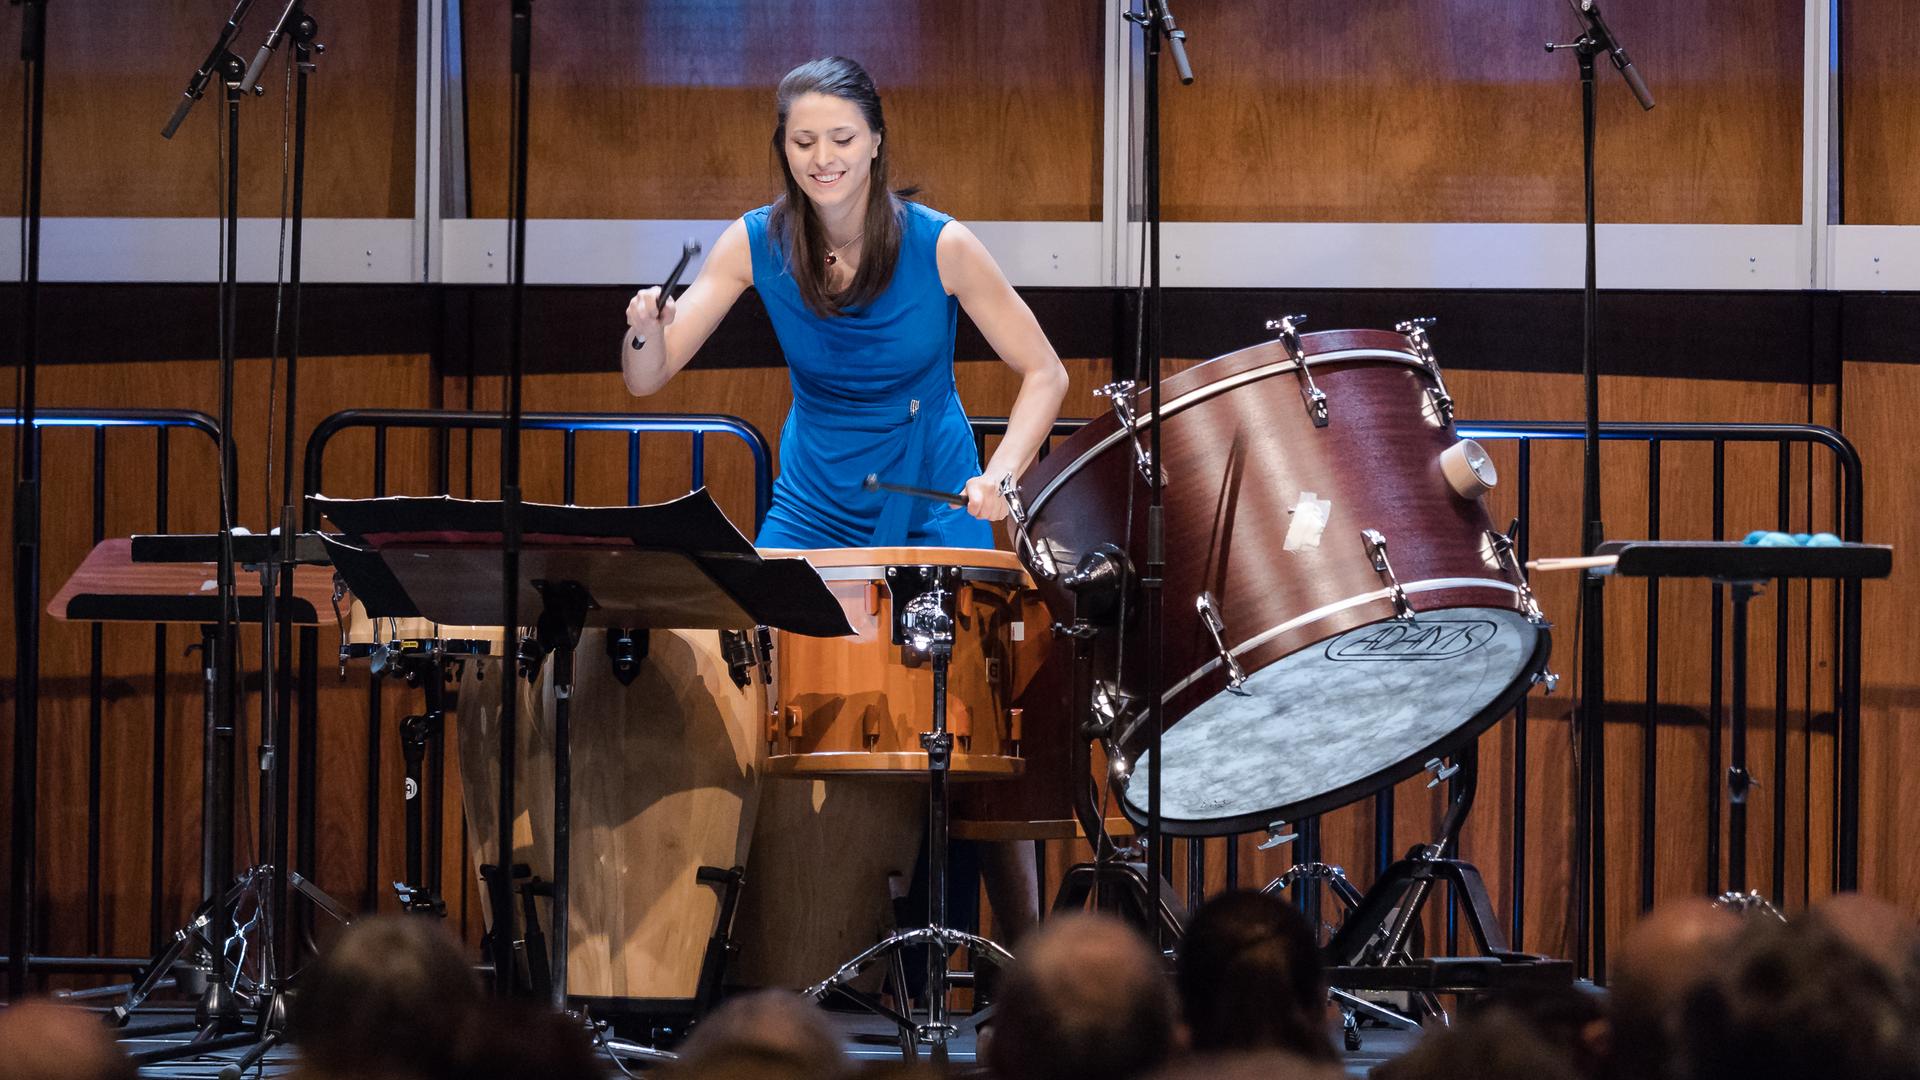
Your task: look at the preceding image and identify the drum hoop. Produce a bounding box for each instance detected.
[1159,577,1524,704]
[1027,347,1424,517]
[811,564,1027,588]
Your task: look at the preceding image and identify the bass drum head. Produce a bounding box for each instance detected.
[1122,607,1547,836]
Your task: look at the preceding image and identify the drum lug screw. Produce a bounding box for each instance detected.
[1534,669,1561,695]
[1423,757,1461,788]
[999,476,1058,581]
[1489,523,1550,626]
[1195,591,1252,694]
[1268,314,1329,427]
[1095,380,1166,486]
[1395,317,1455,423]
[1256,821,1299,850]
[1361,530,1417,622]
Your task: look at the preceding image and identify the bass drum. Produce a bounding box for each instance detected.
[1013,325,1552,836]
[454,628,763,1005]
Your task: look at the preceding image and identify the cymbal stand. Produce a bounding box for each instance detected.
[805,565,1013,1064]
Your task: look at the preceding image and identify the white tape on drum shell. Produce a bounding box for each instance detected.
[1283,491,1333,551]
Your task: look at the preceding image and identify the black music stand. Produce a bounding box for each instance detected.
[1594,541,1891,900]
[312,490,849,1011]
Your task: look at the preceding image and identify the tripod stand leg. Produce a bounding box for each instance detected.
[887,949,917,1061]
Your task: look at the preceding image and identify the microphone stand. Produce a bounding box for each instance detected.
[264,2,319,975]
[109,2,257,1048]
[8,0,47,1003]
[493,0,533,1001]
[1547,0,1653,982]
[1121,0,1191,951]
[220,14,326,1077]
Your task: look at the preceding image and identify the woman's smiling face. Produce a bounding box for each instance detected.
[783,91,880,218]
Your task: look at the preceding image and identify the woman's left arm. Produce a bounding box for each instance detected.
[937,221,1072,521]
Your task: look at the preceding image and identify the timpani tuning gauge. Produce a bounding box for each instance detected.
[1440,438,1497,499]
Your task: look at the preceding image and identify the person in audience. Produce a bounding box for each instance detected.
[0,1000,137,1080]
[1603,897,1742,1080]
[287,915,482,1080]
[671,989,848,1078]
[984,912,1176,1080]
[1174,890,1338,1064]
[1675,914,1920,1080]
[1807,891,1920,983]
[452,998,606,1080]
[1371,1004,1581,1080]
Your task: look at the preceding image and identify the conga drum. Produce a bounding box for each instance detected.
[454,628,763,1005]
[1012,324,1553,835]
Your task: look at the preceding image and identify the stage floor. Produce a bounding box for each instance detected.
[118,1006,1419,1078]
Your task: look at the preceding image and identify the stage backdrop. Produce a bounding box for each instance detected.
[3,0,1918,986]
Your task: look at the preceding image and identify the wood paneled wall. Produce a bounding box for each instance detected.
[0,347,1899,986]
[457,0,1105,221]
[1841,0,1920,225]
[1160,0,1804,224]
[1836,361,1920,905]
[12,2,1920,226]
[5,0,415,218]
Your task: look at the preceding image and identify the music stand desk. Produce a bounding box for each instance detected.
[1594,539,1890,898]
[312,492,848,1008]
[49,538,336,625]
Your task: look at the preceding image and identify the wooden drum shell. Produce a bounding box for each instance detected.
[762,547,1029,780]
[454,628,763,1004]
[1014,329,1537,826]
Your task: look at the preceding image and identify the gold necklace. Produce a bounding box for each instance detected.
[825,231,864,266]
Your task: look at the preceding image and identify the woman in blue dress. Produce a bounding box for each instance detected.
[620,54,1067,965]
[619,56,1069,548]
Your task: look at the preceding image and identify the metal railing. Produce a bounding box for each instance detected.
[971,415,1865,977]
[3,409,226,985]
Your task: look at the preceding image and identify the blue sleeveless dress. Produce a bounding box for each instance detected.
[746,201,994,551]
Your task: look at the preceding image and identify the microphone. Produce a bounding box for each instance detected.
[1570,0,1654,110]
[238,0,303,95]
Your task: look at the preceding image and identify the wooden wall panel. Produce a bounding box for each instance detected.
[0,344,1887,990]
[1161,0,1804,224]
[1836,362,1920,907]
[1840,0,1920,224]
[459,1,1104,221]
[16,0,414,217]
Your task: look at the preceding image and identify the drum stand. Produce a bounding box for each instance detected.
[393,652,453,916]
[805,565,1014,1063]
[1297,747,1564,1035]
[1046,546,1186,941]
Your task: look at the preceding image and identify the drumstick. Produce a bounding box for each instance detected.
[631,238,702,349]
[1526,554,1620,573]
[863,473,967,507]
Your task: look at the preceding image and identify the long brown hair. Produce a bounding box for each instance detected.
[768,57,906,319]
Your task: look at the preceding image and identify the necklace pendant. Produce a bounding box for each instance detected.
[825,252,838,266]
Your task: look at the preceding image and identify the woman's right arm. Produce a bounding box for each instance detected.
[621,216,755,396]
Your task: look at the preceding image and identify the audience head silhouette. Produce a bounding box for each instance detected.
[985,912,1176,1080]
